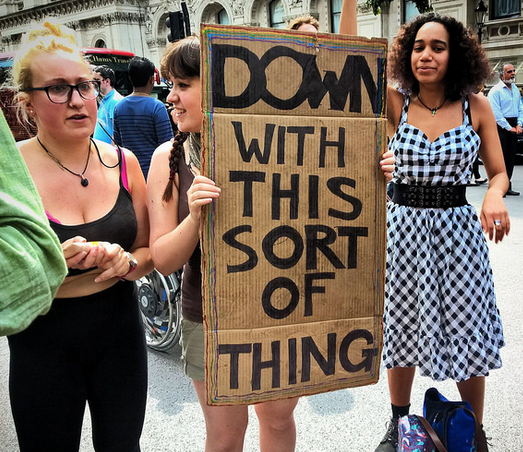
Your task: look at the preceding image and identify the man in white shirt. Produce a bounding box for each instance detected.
[488,63,522,196]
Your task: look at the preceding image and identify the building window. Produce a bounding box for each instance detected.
[493,0,520,19]
[95,39,107,48]
[331,0,342,33]
[270,0,285,29]
[218,8,230,25]
[404,0,420,23]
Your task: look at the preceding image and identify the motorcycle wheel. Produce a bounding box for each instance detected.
[136,269,182,352]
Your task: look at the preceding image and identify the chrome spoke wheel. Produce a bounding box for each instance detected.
[136,269,182,352]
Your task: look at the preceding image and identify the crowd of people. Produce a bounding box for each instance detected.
[1,1,514,450]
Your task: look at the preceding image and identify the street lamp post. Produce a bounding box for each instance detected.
[475,0,488,43]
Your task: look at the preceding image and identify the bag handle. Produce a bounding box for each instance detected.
[414,415,449,452]
[469,409,486,452]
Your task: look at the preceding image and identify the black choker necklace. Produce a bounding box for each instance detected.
[418,95,447,117]
[37,136,91,187]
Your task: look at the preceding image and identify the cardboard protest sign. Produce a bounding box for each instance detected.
[200,24,387,405]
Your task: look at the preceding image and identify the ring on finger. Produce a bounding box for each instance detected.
[494,220,502,227]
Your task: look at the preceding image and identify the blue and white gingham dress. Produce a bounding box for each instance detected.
[383,95,505,382]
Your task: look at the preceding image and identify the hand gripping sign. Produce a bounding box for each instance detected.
[200,24,388,405]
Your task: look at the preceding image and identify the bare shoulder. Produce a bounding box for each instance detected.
[92,139,121,167]
[468,92,495,128]
[468,92,490,111]
[150,140,175,172]
[152,139,174,160]
[16,137,43,166]
[16,137,35,156]
[121,146,143,174]
[387,86,404,129]
[149,139,175,184]
[16,137,32,150]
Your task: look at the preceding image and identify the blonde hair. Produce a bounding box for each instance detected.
[288,15,320,31]
[12,18,88,123]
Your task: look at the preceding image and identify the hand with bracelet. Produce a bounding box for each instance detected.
[88,242,138,283]
[62,237,138,283]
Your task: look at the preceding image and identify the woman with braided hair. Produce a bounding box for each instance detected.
[147,36,300,452]
[148,33,394,450]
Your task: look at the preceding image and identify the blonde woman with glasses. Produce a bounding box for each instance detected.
[8,19,153,452]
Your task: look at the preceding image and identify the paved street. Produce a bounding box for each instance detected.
[1,165,522,451]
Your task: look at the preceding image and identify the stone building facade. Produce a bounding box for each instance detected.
[1,0,522,83]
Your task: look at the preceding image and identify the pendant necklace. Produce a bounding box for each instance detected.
[37,136,91,187]
[417,95,447,117]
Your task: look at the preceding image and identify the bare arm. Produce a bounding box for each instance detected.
[118,148,154,280]
[386,85,404,137]
[470,93,510,242]
[147,142,221,275]
[377,86,405,181]
[339,0,358,35]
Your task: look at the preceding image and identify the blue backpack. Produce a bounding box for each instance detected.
[423,388,485,452]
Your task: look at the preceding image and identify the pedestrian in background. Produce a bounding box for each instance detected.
[8,18,152,451]
[289,0,357,34]
[113,56,173,179]
[340,4,510,451]
[288,14,320,32]
[487,63,522,196]
[92,64,123,143]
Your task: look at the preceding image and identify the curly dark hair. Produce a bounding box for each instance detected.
[388,13,493,100]
[160,36,200,203]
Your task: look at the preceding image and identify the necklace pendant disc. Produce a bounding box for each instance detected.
[81,178,89,187]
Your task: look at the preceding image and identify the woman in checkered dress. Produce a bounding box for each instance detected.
[342,7,510,451]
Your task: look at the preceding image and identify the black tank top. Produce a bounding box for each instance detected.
[177,154,203,323]
[50,149,137,276]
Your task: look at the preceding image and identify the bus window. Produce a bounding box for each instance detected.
[82,48,135,95]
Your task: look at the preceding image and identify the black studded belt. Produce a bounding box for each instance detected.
[391,183,468,208]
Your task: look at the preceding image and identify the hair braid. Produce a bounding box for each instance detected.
[162,131,189,202]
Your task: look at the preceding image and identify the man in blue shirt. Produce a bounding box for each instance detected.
[92,65,123,144]
[113,57,173,178]
[488,63,522,196]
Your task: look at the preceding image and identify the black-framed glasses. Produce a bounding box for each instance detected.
[22,80,101,104]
